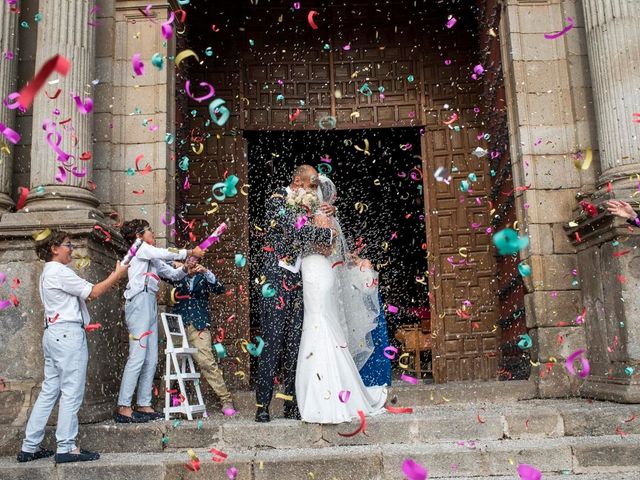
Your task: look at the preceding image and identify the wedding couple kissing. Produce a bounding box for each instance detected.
[255,164,388,424]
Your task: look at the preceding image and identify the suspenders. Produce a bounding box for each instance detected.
[143,260,152,292]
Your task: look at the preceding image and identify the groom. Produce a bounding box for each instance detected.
[255,164,335,422]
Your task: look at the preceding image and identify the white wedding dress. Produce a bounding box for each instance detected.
[295,254,387,424]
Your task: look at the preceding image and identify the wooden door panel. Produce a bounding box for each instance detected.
[423,42,501,381]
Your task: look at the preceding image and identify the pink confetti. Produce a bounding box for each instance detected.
[294,215,308,230]
[338,390,351,403]
[0,122,20,144]
[131,53,144,76]
[401,458,428,480]
[387,304,399,314]
[565,349,590,378]
[55,166,67,183]
[544,17,574,40]
[445,16,457,29]
[161,11,175,39]
[400,373,418,385]
[71,166,86,177]
[185,80,216,103]
[444,59,451,65]
[0,300,12,310]
[72,94,93,114]
[161,211,175,226]
[517,464,541,480]
[227,467,238,480]
[383,346,398,360]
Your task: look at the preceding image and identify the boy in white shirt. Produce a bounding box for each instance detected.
[115,219,204,423]
[17,229,128,464]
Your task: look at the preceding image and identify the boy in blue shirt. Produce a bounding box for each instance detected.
[170,256,234,413]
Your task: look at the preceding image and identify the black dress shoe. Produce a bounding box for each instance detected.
[255,407,270,423]
[16,447,54,463]
[135,410,164,420]
[113,411,150,423]
[54,449,100,464]
[283,405,301,420]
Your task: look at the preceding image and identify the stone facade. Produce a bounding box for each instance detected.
[0,0,639,430]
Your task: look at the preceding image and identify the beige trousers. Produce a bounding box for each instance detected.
[185,325,232,404]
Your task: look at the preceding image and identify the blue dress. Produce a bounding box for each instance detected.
[359,296,392,387]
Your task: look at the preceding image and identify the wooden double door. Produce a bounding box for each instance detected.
[178,1,500,384]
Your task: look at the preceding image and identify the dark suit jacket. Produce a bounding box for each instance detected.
[263,187,333,270]
[169,273,225,331]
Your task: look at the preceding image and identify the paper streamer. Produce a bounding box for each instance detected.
[174,49,200,68]
[517,464,542,480]
[400,373,418,385]
[18,54,71,109]
[131,53,144,76]
[337,410,366,437]
[161,11,175,39]
[383,345,398,360]
[544,17,574,40]
[185,80,216,103]
[565,348,590,378]
[246,336,265,356]
[308,10,319,29]
[0,122,20,144]
[338,390,351,403]
[72,94,93,114]
[401,458,428,480]
[208,98,230,127]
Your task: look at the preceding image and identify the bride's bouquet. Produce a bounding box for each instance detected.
[286,188,319,215]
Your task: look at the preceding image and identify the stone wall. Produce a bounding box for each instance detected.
[500,0,598,396]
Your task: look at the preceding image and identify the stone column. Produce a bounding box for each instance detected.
[582,0,640,187]
[0,8,18,211]
[575,0,640,402]
[24,0,99,212]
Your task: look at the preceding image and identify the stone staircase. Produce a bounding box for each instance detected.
[1,381,640,479]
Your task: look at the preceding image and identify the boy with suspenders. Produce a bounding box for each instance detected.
[114,219,204,423]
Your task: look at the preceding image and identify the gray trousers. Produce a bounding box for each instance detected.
[117,292,158,407]
[22,323,88,454]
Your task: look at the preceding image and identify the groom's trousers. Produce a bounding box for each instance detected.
[255,264,304,410]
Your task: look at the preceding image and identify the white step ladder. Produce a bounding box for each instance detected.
[160,313,207,421]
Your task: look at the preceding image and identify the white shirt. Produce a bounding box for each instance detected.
[39,261,93,326]
[124,242,188,300]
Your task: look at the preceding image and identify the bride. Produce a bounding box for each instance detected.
[295,175,387,424]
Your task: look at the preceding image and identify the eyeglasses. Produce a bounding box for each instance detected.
[60,242,75,250]
[137,226,153,235]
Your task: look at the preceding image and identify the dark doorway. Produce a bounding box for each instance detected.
[246,127,430,378]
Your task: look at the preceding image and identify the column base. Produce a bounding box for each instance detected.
[23,185,100,214]
[0,192,15,213]
[581,375,640,403]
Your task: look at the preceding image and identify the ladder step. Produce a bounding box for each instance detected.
[166,373,200,380]
[164,404,206,414]
[165,347,198,354]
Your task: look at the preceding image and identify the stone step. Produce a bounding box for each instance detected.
[2,435,640,480]
[2,398,638,455]
[230,380,537,412]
